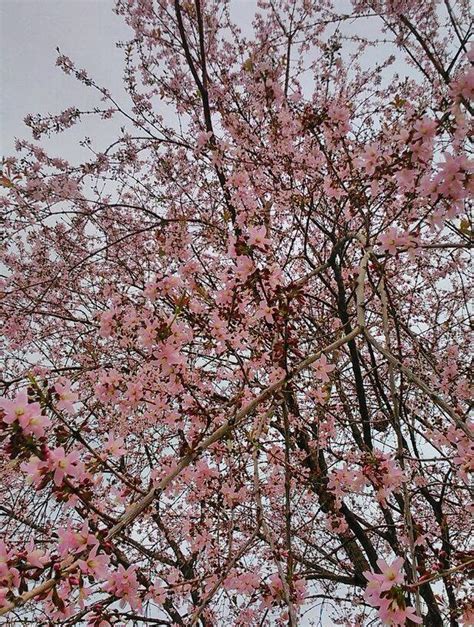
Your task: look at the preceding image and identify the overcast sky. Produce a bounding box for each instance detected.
[1,0,131,158]
[0,0,264,161]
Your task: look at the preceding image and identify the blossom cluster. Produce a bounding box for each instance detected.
[364,558,422,626]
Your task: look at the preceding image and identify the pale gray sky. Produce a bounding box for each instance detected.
[1,0,130,157]
[0,0,265,161]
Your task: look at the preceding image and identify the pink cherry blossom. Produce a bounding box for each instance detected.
[362,557,423,626]
[78,545,110,580]
[46,447,83,486]
[104,433,125,457]
[25,540,49,568]
[0,588,9,609]
[147,580,168,604]
[235,255,255,281]
[0,542,12,571]
[378,227,417,255]
[20,455,46,487]
[378,596,422,625]
[311,354,335,383]
[0,390,50,438]
[375,557,405,592]
[248,225,270,249]
[54,379,78,413]
[0,542,20,591]
[57,522,98,557]
[103,564,141,611]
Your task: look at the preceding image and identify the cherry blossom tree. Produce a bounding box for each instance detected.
[1,0,473,625]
